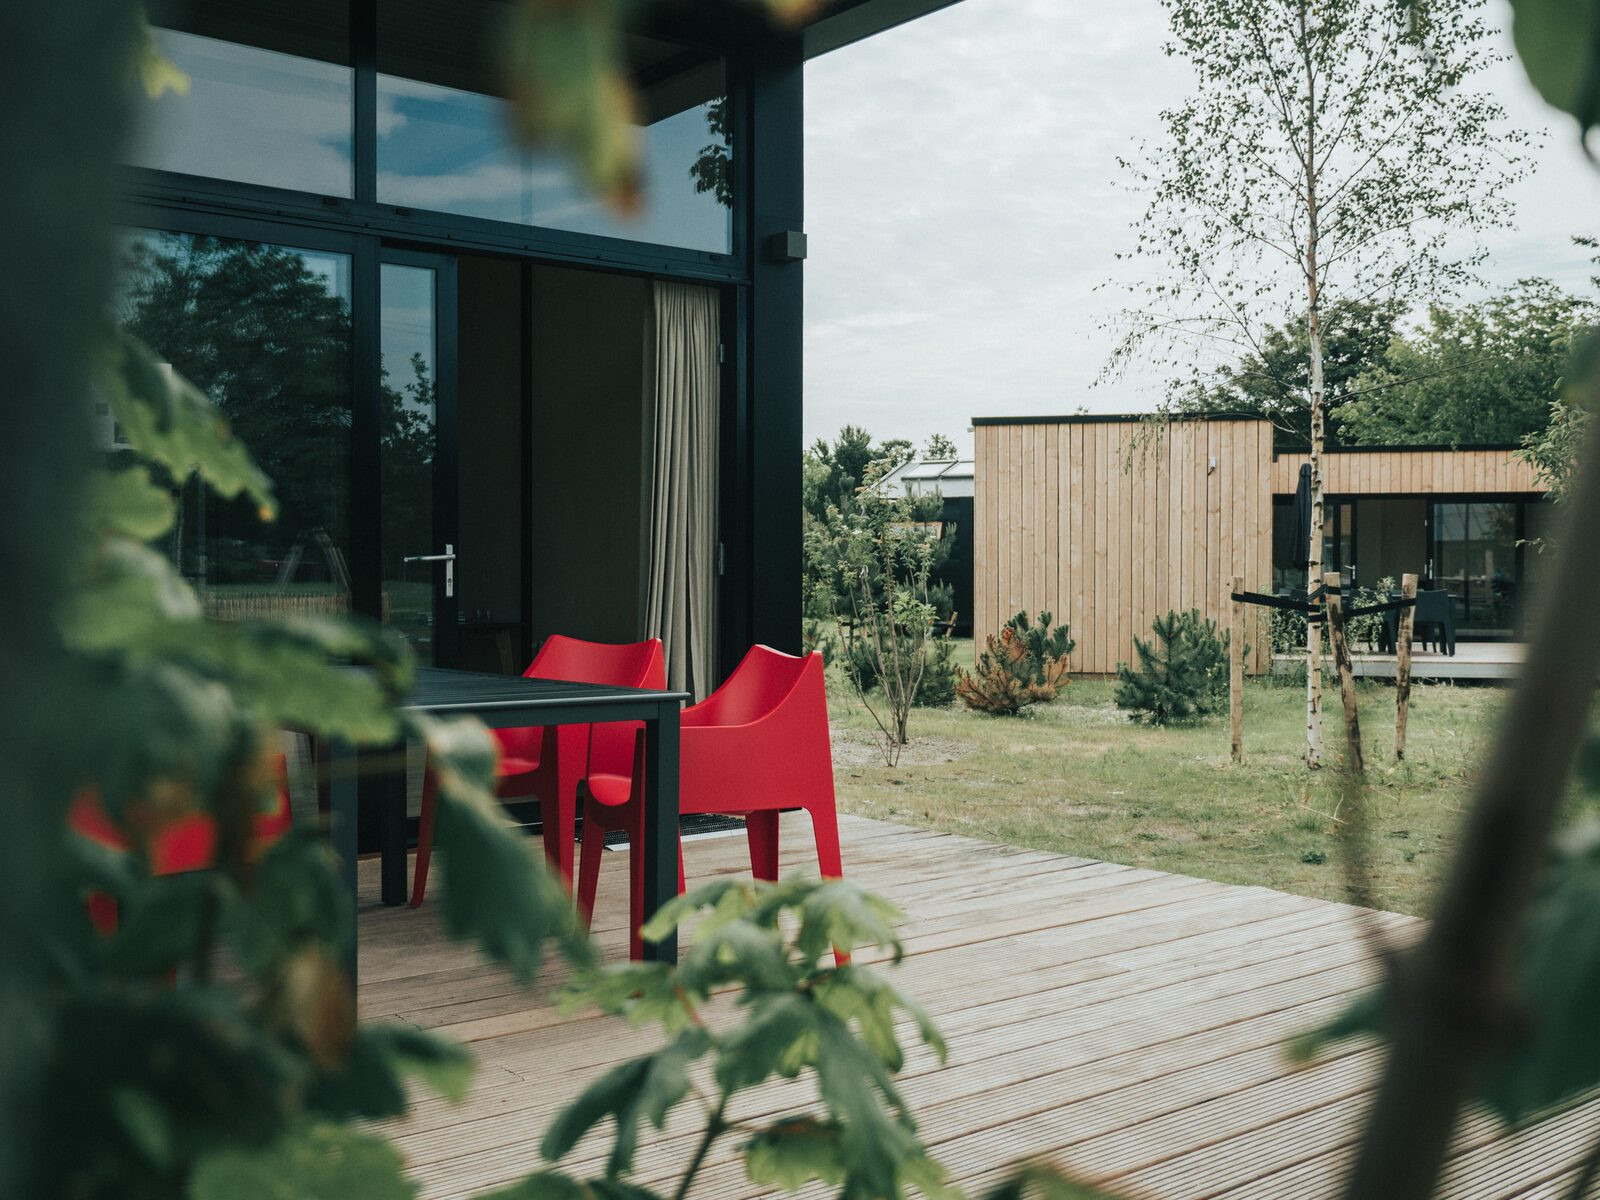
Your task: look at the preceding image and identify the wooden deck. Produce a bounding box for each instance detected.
[1272,642,1525,682]
[361,815,1600,1199]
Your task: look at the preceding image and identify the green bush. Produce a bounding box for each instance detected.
[1270,603,1307,653]
[1346,576,1396,651]
[843,626,958,707]
[1115,608,1231,725]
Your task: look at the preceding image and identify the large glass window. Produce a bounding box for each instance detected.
[130,2,353,195]
[1432,501,1520,635]
[377,4,730,251]
[117,229,353,617]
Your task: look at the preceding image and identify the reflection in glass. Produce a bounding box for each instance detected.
[130,24,353,196]
[118,231,353,617]
[1432,501,1519,634]
[380,264,439,666]
[1321,502,1353,581]
[377,15,729,251]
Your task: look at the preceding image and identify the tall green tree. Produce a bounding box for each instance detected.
[1338,278,1592,445]
[1105,0,1527,767]
[1178,297,1402,442]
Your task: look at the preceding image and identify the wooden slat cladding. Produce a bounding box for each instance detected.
[974,418,1272,676]
[974,420,1551,676]
[1269,447,1542,494]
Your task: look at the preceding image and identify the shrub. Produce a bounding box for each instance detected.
[843,622,959,707]
[1270,603,1307,653]
[809,461,946,763]
[1347,576,1396,651]
[1115,608,1231,725]
[956,611,1075,714]
[802,617,838,667]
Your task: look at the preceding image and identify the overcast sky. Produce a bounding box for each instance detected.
[802,0,1600,456]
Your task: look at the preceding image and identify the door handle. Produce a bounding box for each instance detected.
[403,544,454,597]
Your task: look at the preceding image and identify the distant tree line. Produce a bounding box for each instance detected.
[1176,270,1595,451]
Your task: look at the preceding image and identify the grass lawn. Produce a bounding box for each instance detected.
[827,644,1508,917]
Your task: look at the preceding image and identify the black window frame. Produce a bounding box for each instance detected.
[127,0,751,283]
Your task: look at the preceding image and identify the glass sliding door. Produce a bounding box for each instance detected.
[1431,500,1520,636]
[380,254,458,667]
[117,227,353,618]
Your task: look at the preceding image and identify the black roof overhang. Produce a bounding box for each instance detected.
[640,0,964,58]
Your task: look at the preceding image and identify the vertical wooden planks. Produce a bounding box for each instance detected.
[1056,425,1070,653]
[1120,422,1132,672]
[973,427,987,650]
[1191,419,1207,614]
[1152,422,1169,664]
[1069,423,1086,672]
[1208,420,1225,620]
[1094,422,1107,672]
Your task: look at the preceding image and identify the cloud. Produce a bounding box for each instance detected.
[803,0,1600,454]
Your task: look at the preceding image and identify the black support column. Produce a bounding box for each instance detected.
[746,33,804,655]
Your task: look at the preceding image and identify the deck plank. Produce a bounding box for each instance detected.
[363,814,1600,1198]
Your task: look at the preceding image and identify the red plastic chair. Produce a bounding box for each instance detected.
[409,635,665,908]
[69,753,294,934]
[576,646,843,960]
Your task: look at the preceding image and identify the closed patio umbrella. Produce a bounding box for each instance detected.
[1287,463,1312,571]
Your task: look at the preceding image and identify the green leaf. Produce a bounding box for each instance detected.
[309,1024,474,1119]
[189,1123,416,1200]
[98,329,276,518]
[540,1028,711,1178]
[555,961,684,1029]
[743,1117,850,1190]
[1285,986,1386,1065]
[59,540,201,653]
[108,870,226,974]
[45,987,304,1174]
[714,993,821,1093]
[477,1174,665,1200]
[111,1087,175,1171]
[430,716,590,982]
[673,912,799,999]
[1475,841,1600,1123]
[1508,0,1600,134]
[985,1164,1137,1200]
[639,876,752,945]
[230,831,354,974]
[82,465,176,541]
[815,965,948,1071]
[159,618,407,743]
[795,879,905,965]
[136,17,190,99]
[385,1024,474,1102]
[72,659,241,820]
[502,0,644,211]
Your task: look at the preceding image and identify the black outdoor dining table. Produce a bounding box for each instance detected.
[327,667,690,983]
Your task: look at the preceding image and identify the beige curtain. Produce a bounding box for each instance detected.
[646,281,720,697]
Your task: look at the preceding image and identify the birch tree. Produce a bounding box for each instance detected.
[1104,0,1527,766]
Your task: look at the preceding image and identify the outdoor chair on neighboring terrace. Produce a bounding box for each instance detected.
[409,634,665,908]
[1413,589,1457,656]
[576,645,843,961]
[1378,588,1456,656]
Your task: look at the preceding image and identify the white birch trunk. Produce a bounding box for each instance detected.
[1305,334,1326,768]
[1301,2,1325,768]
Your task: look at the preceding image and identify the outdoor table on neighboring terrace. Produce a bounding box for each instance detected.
[327,667,689,983]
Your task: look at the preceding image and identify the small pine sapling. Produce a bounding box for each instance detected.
[1115,609,1230,725]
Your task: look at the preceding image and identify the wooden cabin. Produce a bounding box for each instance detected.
[972,414,1549,676]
